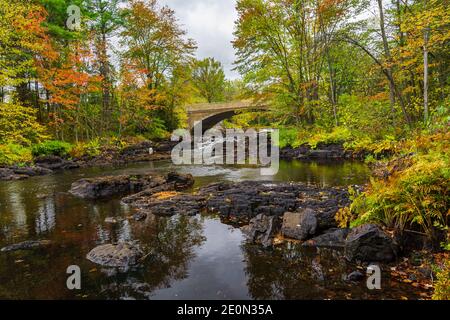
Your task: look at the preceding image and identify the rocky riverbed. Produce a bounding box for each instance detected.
[66,172,398,268]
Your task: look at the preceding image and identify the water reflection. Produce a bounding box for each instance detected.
[93,214,206,299]
[242,242,424,300]
[35,196,56,234]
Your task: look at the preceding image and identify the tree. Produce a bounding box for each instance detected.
[121,0,196,91]
[191,58,226,103]
[0,0,50,144]
[120,0,196,132]
[85,0,124,131]
[233,0,357,124]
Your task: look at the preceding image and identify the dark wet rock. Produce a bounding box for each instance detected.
[281,209,317,240]
[167,172,194,190]
[124,181,350,228]
[86,242,144,268]
[346,271,365,282]
[69,174,166,199]
[120,175,173,203]
[0,167,28,181]
[0,165,54,181]
[34,155,79,170]
[0,167,14,180]
[280,143,352,160]
[113,141,173,164]
[241,214,280,248]
[302,228,349,248]
[279,145,310,159]
[1,240,52,252]
[132,194,205,217]
[119,141,154,157]
[11,166,53,177]
[132,212,147,221]
[119,173,194,207]
[154,140,178,152]
[344,224,397,262]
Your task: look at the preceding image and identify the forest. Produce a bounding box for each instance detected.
[0,0,448,300]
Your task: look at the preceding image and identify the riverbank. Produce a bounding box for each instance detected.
[0,140,175,181]
[0,139,362,181]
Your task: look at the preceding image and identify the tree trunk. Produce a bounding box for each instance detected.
[423,0,430,123]
[34,80,41,122]
[326,51,338,126]
[99,32,111,132]
[377,0,397,120]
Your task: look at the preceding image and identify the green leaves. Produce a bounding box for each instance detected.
[191,58,226,103]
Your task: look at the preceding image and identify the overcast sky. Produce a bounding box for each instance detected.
[159,0,239,79]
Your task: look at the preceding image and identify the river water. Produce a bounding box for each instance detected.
[0,160,424,299]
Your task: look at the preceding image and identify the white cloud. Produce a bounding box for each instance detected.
[160,0,239,79]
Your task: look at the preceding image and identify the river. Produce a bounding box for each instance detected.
[0,159,424,299]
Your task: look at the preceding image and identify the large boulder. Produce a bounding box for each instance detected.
[344,224,397,262]
[241,214,279,248]
[302,228,349,248]
[70,172,194,200]
[86,242,144,268]
[69,174,164,199]
[281,208,317,240]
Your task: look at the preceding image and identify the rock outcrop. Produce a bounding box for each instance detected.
[281,209,317,240]
[302,228,349,248]
[344,224,397,262]
[123,181,351,226]
[34,155,79,171]
[86,242,144,268]
[69,172,194,200]
[1,240,52,252]
[242,214,280,248]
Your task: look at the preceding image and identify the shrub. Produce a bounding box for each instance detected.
[0,102,48,146]
[32,140,73,157]
[278,127,303,148]
[0,144,32,165]
[345,152,449,241]
[308,127,352,149]
[69,139,101,158]
[432,258,450,300]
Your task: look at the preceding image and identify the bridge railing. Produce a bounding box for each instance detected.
[186,100,267,112]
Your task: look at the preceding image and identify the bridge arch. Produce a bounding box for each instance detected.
[186,101,269,132]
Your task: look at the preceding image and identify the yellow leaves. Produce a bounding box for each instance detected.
[335,207,353,228]
[0,103,48,146]
[153,191,179,200]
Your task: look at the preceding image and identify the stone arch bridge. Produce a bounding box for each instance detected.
[186,101,269,132]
